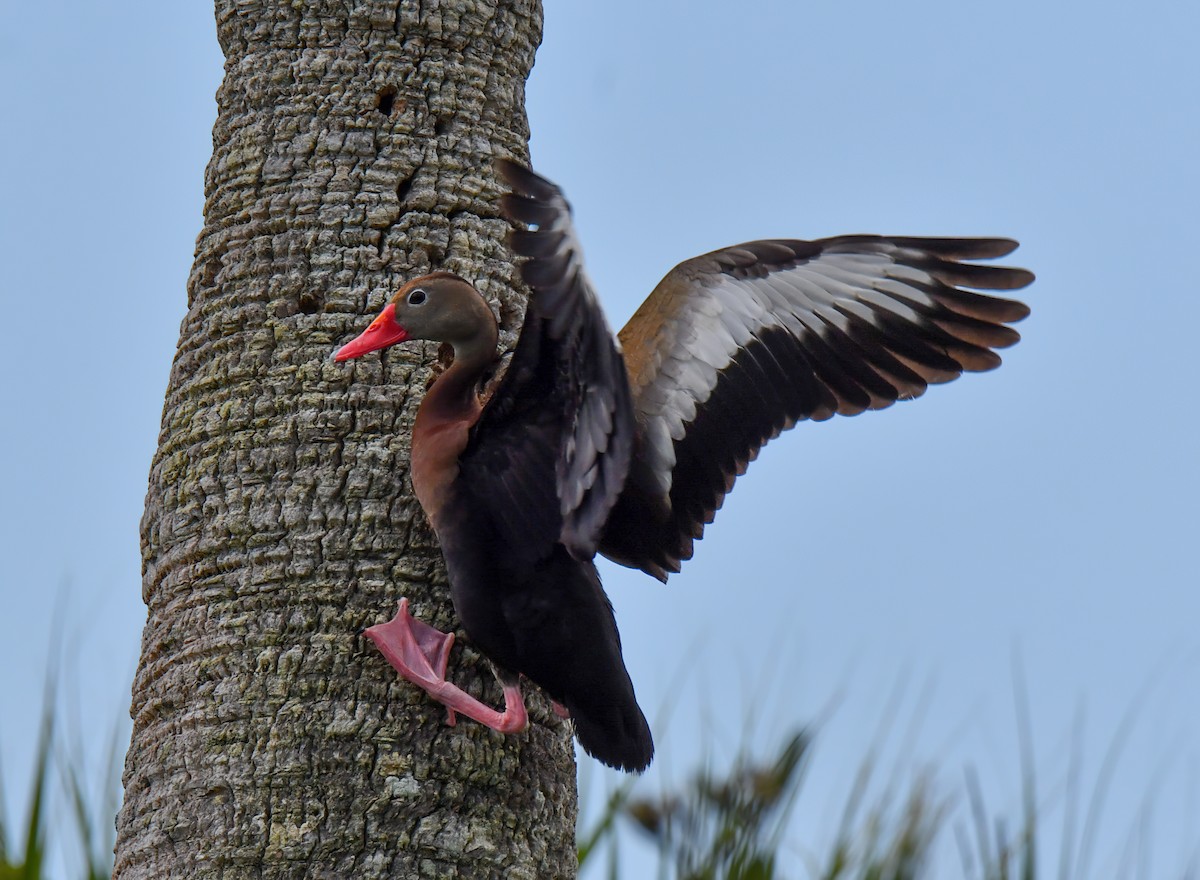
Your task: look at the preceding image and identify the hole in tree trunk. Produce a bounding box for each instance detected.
[397,171,416,203]
[376,87,398,115]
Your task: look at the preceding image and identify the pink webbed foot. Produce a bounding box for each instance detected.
[364,598,528,735]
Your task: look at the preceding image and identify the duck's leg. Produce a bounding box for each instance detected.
[364,598,528,734]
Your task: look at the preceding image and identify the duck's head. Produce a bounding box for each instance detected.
[335,272,498,362]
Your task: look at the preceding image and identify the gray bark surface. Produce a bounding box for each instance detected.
[114,2,578,877]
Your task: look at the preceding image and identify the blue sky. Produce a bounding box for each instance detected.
[2,1,1198,876]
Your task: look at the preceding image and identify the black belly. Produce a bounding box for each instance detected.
[434,498,654,771]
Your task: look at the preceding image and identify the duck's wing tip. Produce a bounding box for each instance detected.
[495,157,562,204]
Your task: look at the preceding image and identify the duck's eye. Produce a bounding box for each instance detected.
[407,289,427,306]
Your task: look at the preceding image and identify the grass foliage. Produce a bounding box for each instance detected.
[0,677,117,880]
[578,728,962,880]
[577,675,1197,879]
[0,707,51,880]
[576,722,1048,880]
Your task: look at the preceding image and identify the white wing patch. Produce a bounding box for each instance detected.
[630,246,982,498]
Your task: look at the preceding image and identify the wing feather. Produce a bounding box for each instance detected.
[482,159,636,563]
[601,236,1032,579]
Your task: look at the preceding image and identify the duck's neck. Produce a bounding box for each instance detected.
[410,330,498,525]
[422,334,495,419]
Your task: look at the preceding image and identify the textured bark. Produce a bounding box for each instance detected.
[113,2,577,878]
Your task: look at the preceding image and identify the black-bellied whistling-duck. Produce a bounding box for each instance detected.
[336,160,1033,773]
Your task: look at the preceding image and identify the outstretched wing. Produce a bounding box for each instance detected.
[599,236,1033,581]
[459,160,635,569]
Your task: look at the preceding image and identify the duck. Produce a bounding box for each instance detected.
[335,159,1033,773]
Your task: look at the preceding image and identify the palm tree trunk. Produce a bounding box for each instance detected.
[113,2,576,877]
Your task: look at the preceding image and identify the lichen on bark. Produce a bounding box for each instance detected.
[115,2,579,877]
